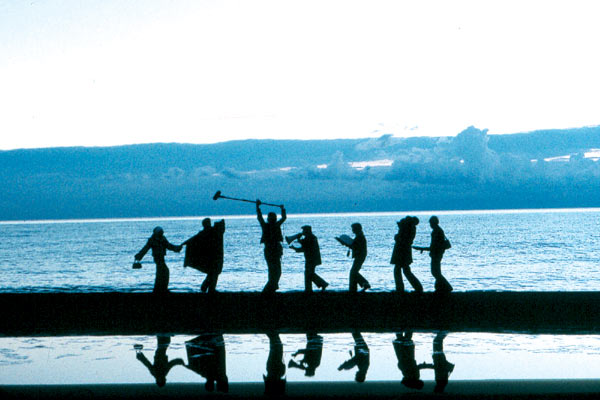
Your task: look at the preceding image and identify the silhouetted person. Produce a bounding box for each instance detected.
[393,331,425,390]
[264,332,286,397]
[182,218,225,293]
[414,216,452,293]
[338,332,369,383]
[288,333,323,377]
[391,217,423,293]
[184,333,228,393]
[289,225,328,292]
[135,227,182,294]
[257,200,287,294]
[420,331,455,393]
[135,335,184,387]
[337,223,371,292]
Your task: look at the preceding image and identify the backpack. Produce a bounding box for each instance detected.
[443,237,452,250]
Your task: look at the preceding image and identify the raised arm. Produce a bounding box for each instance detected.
[256,199,265,226]
[278,205,287,224]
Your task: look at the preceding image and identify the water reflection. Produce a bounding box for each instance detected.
[288,333,323,377]
[134,335,184,387]
[337,331,370,383]
[184,334,228,393]
[264,332,286,397]
[9,331,600,394]
[393,330,425,390]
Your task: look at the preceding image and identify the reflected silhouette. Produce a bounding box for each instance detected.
[184,333,229,393]
[413,216,453,293]
[135,335,184,387]
[420,331,455,393]
[134,227,182,294]
[289,226,329,293]
[182,218,226,293]
[288,332,324,377]
[393,331,425,390]
[338,332,370,382]
[337,223,371,293]
[264,332,286,397]
[391,217,423,293]
[256,200,287,294]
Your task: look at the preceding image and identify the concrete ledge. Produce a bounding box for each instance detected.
[1,291,599,336]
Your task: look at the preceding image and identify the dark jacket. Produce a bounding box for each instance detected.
[298,233,322,266]
[257,207,286,251]
[136,235,179,263]
[183,220,225,273]
[390,218,416,265]
[430,226,446,258]
[350,232,367,260]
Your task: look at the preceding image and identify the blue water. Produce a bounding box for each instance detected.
[1,209,600,293]
[3,209,600,388]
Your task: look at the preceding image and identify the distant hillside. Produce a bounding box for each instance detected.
[1,126,599,220]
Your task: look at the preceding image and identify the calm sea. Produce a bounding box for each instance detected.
[2,209,600,389]
[1,209,599,293]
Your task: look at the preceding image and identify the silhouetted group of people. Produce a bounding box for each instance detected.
[135,331,453,394]
[134,202,452,294]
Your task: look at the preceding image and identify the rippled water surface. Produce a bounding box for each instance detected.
[1,209,600,293]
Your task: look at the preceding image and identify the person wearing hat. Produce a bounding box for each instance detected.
[391,216,423,293]
[290,225,328,293]
[135,226,182,294]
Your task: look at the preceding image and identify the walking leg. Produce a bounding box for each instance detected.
[403,265,423,293]
[304,263,313,293]
[394,264,405,292]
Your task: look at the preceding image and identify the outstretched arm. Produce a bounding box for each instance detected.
[166,240,183,253]
[412,246,430,253]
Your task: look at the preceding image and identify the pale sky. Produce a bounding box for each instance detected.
[1,0,599,150]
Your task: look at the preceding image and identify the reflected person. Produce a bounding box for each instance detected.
[393,331,425,390]
[135,227,182,294]
[337,223,371,293]
[391,217,423,293]
[289,225,329,292]
[338,332,370,383]
[414,216,453,293]
[420,331,455,393]
[184,333,228,393]
[256,200,287,294]
[264,332,286,397]
[135,335,184,387]
[288,332,324,377]
[182,218,225,293]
